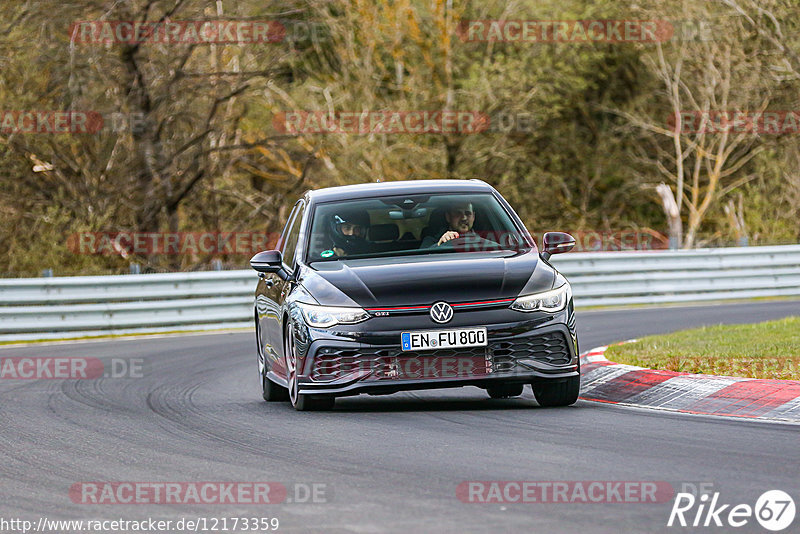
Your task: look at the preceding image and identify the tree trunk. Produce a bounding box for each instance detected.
[655,183,683,249]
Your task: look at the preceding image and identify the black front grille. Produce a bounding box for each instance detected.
[311,346,491,381]
[491,331,572,370]
[311,331,571,381]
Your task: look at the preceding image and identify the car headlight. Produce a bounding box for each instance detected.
[510,284,571,313]
[297,302,369,327]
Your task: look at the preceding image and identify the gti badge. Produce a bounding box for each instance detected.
[430,302,454,324]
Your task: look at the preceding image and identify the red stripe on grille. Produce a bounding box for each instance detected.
[452,298,515,307]
[366,305,431,311]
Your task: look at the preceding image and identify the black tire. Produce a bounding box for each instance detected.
[285,322,335,412]
[486,384,524,399]
[532,376,580,407]
[294,394,336,412]
[262,370,289,402]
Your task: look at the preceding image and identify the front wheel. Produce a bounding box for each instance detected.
[532,376,580,407]
[285,323,335,411]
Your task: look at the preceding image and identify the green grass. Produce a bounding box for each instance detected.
[605,317,800,380]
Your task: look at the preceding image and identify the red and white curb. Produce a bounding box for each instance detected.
[579,344,800,423]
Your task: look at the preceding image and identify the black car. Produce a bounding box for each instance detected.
[251,179,579,410]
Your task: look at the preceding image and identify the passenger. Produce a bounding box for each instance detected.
[327,208,370,256]
[422,201,477,248]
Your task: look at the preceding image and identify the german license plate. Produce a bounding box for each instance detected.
[401,327,487,351]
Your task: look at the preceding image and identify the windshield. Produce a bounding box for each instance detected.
[306,192,533,262]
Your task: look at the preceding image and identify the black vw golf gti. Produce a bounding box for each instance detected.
[251,180,579,410]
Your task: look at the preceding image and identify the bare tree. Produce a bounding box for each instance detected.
[0,0,309,271]
[620,2,776,247]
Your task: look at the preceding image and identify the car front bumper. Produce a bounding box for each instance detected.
[287,308,579,397]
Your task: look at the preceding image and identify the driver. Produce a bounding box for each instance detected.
[327,208,370,256]
[422,201,477,248]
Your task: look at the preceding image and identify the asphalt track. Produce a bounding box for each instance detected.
[1,300,799,533]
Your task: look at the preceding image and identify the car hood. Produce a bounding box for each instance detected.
[298,251,556,308]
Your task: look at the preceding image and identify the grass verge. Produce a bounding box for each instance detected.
[604,316,800,380]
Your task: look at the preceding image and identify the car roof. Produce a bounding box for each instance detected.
[305,179,496,203]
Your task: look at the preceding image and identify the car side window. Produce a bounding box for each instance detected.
[277,204,298,255]
[281,201,305,270]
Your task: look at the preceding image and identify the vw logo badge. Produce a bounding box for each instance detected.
[430,302,454,324]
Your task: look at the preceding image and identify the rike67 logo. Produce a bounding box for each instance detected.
[668,490,795,531]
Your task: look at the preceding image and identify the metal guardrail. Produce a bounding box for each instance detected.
[551,244,800,306]
[1,244,799,341]
[0,271,257,341]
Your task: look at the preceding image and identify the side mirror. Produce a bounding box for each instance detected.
[541,232,576,261]
[250,250,283,274]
